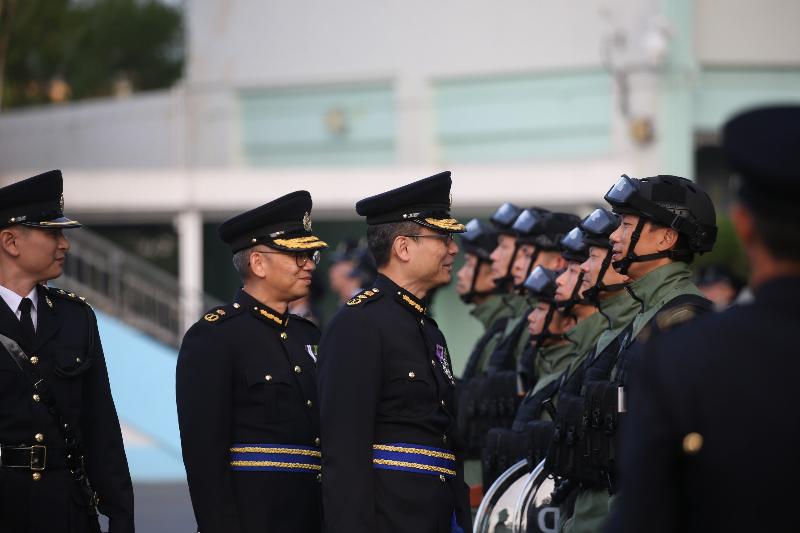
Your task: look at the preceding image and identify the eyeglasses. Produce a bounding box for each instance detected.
[254,249,321,267]
[402,234,455,245]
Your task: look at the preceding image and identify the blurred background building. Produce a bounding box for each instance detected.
[1,0,799,528]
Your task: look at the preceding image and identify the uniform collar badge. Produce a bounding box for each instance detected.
[436,344,454,384]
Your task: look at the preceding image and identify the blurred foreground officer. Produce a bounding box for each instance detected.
[319,172,472,533]
[0,171,133,533]
[176,191,327,533]
[615,106,800,533]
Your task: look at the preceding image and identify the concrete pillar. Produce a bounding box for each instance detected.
[659,0,696,178]
[175,209,204,334]
[395,75,435,166]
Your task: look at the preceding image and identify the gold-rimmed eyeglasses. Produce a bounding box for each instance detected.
[402,234,455,245]
[254,249,321,267]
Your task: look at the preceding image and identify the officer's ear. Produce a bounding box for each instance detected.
[248,251,268,280]
[651,223,679,252]
[0,227,24,258]
[392,235,413,264]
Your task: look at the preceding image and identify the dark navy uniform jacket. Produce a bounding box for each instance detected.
[0,286,134,533]
[318,274,471,533]
[615,276,800,533]
[176,289,322,533]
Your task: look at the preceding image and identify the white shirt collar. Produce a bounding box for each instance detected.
[0,284,38,315]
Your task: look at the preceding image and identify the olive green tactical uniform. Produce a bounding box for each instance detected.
[472,294,523,377]
[563,263,703,533]
[463,293,520,486]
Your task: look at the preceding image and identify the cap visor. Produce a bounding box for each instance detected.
[418,217,466,233]
[23,216,82,229]
[269,234,329,251]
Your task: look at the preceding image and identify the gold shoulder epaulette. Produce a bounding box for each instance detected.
[202,302,243,323]
[346,287,382,306]
[48,286,91,307]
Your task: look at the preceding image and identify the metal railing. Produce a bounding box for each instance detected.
[58,228,222,347]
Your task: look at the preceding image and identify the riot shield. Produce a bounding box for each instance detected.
[511,459,559,533]
[473,459,529,533]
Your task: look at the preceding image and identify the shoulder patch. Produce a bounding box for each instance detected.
[655,304,699,331]
[201,303,243,324]
[47,286,91,307]
[346,287,382,307]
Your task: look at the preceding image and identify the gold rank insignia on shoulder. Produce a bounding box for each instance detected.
[204,313,219,322]
[346,287,381,306]
[48,286,91,307]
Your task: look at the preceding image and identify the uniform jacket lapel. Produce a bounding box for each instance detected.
[31,287,61,351]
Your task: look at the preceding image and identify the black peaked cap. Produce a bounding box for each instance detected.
[723,105,800,213]
[0,170,81,229]
[218,190,328,253]
[355,171,465,233]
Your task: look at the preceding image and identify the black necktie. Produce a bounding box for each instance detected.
[19,297,36,348]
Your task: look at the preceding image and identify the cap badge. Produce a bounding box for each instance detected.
[303,211,312,232]
[449,192,453,208]
[59,194,65,213]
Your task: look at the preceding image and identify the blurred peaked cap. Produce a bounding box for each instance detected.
[0,169,81,229]
[355,171,465,233]
[723,105,800,210]
[218,190,328,253]
[331,239,362,263]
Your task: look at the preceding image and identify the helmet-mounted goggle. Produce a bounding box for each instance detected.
[560,227,588,262]
[579,208,619,249]
[523,265,559,302]
[491,202,523,233]
[512,208,546,240]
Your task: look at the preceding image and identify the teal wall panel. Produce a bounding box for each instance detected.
[434,71,612,162]
[694,69,800,130]
[239,83,396,166]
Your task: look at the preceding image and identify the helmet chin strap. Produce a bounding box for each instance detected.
[492,241,521,293]
[556,271,586,315]
[515,248,541,295]
[582,249,627,305]
[529,305,564,347]
[611,217,673,276]
[460,257,496,303]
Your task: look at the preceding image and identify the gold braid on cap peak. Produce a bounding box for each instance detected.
[272,236,328,249]
[424,218,465,231]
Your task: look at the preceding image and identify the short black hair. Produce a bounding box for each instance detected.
[366,221,420,268]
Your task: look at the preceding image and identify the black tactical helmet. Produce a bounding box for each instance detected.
[490,202,524,235]
[604,174,717,252]
[604,174,717,273]
[460,218,498,260]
